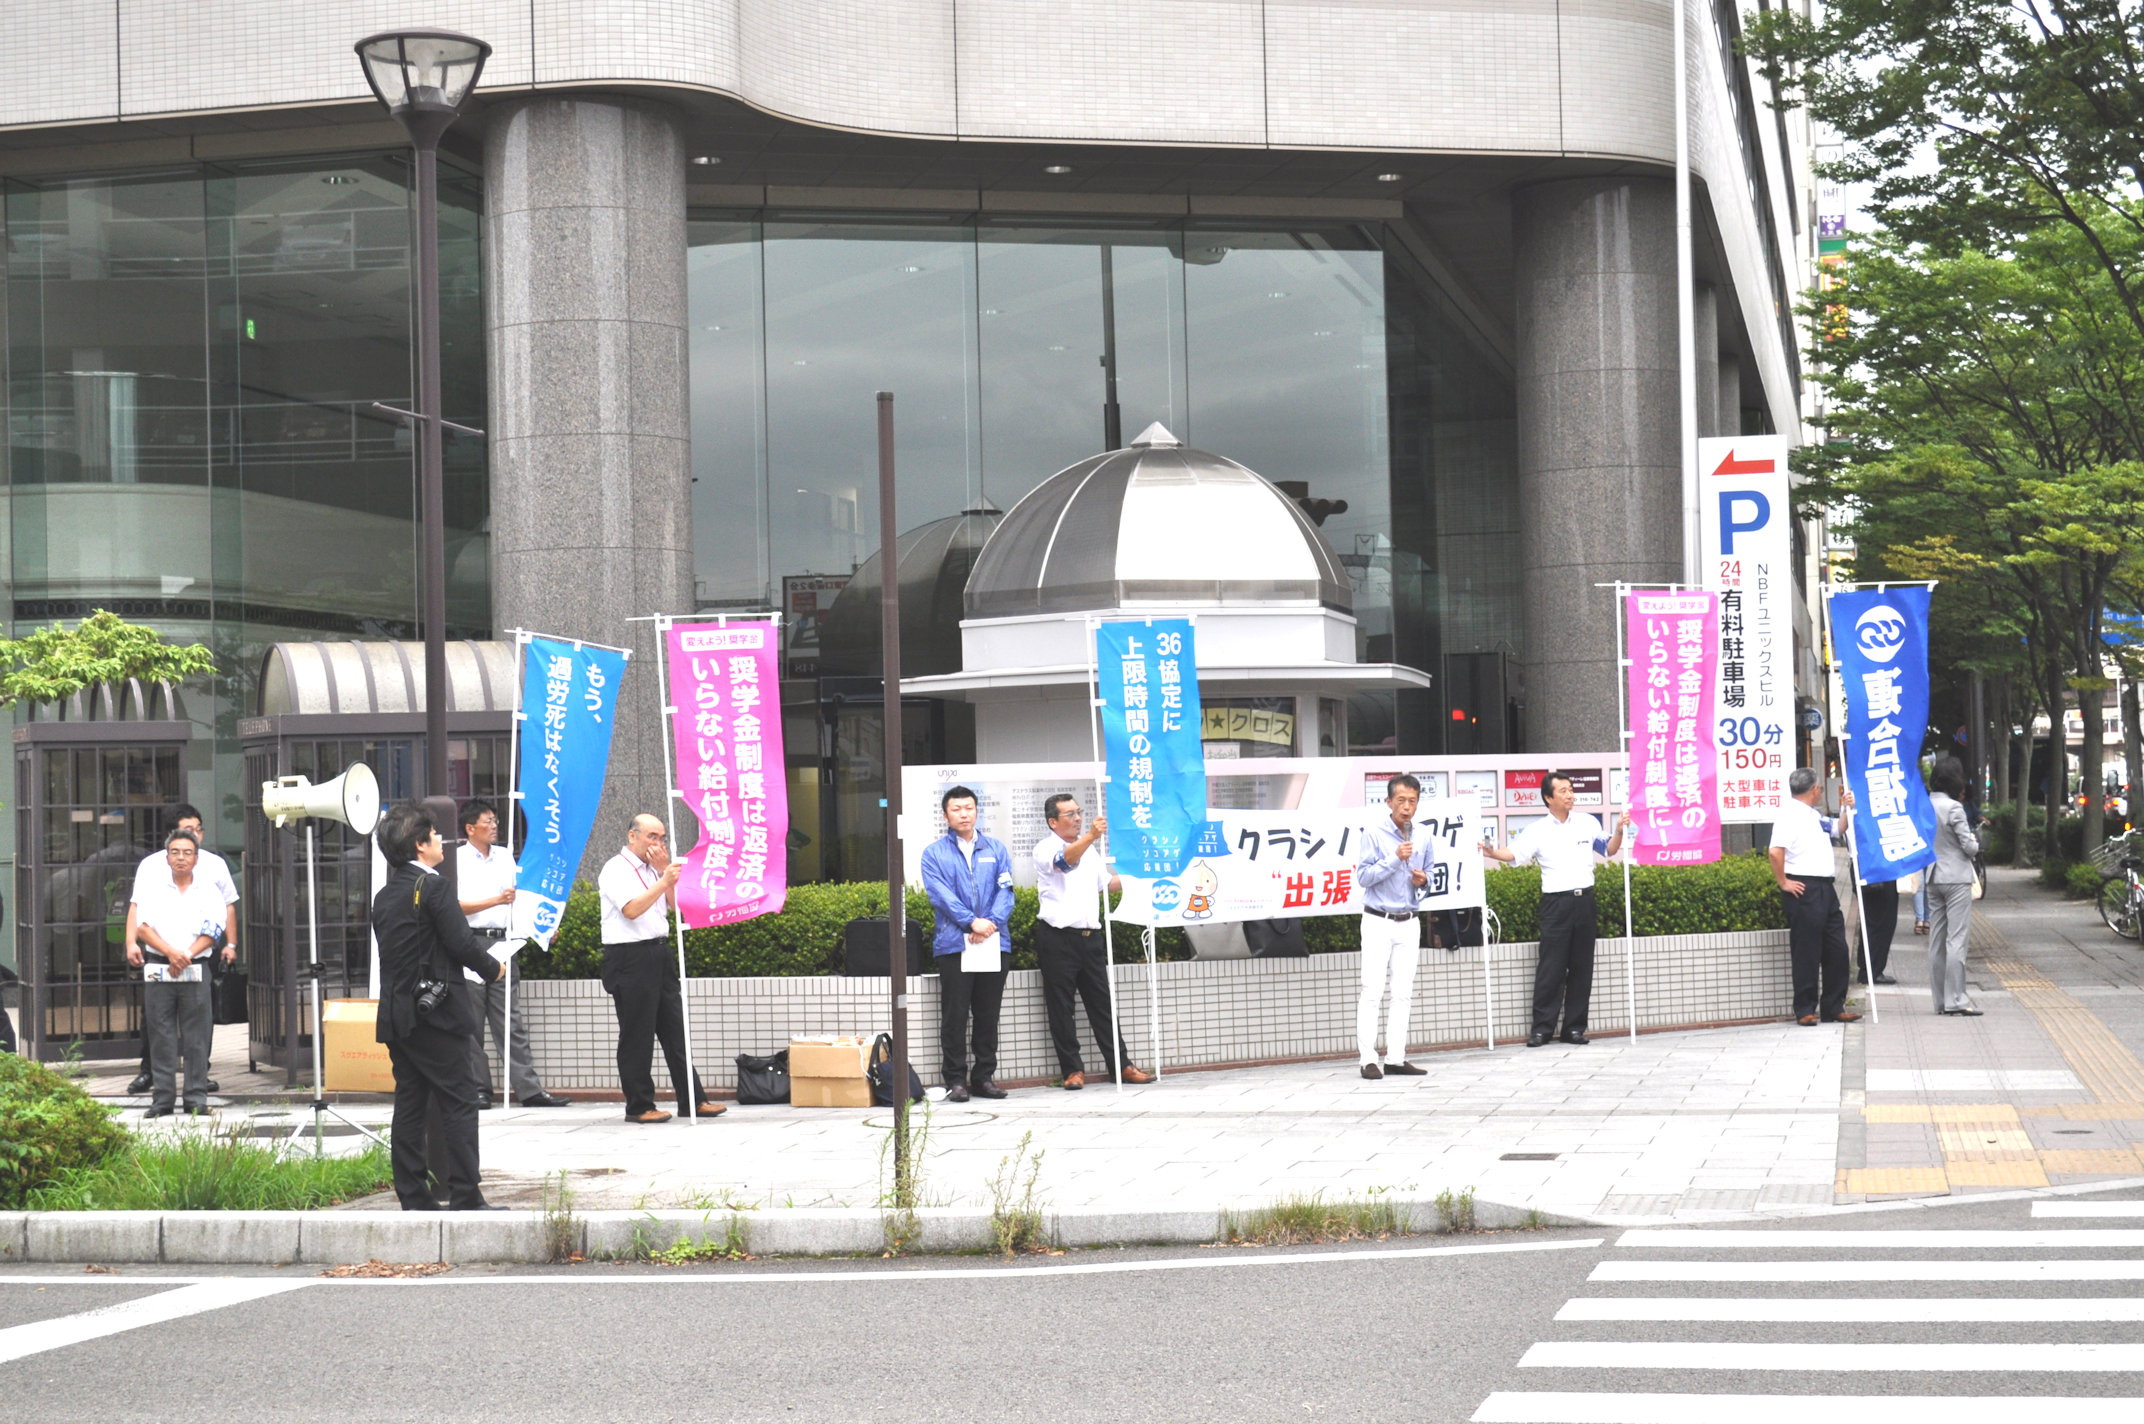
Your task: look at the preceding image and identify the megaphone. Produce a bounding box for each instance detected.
[261,762,381,835]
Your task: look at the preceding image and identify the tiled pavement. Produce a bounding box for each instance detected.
[90,864,2144,1224]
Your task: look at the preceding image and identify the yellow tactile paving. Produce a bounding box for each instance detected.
[2058,1102,2144,1120]
[1982,956,2144,1103]
[1936,1125,2037,1160]
[1943,1160,2052,1187]
[1838,1167,1951,1194]
[2037,1148,2144,1174]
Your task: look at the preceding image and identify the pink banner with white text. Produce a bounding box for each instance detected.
[666,619,788,927]
[1626,590,1722,866]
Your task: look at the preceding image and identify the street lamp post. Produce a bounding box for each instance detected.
[355,29,491,797]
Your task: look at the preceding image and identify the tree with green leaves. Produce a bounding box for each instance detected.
[0,611,216,709]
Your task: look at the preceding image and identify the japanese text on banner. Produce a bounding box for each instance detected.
[1626,590,1722,866]
[1096,619,1204,879]
[511,638,627,948]
[665,621,789,928]
[1831,587,1939,881]
[1698,435,1792,818]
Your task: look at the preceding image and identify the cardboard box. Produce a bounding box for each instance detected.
[322,999,396,1092]
[790,1076,874,1108]
[789,1036,872,1108]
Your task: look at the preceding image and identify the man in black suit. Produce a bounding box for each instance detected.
[372,800,501,1211]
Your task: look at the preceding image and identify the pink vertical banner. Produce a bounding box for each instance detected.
[1626,590,1722,866]
[666,619,788,927]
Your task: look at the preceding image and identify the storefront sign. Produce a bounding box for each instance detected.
[1698,434,1792,819]
[665,619,788,927]
[1626,589,1722,866]
[781,574,848,678]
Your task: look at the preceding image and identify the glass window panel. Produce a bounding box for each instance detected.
[688,221,769,609]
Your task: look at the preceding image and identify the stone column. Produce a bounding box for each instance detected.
[1513,177,1683,753]
[1694,284,1720,438]
[1717,350,1744,438]
[485,97,691,870]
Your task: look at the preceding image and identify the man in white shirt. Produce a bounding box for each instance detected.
[134,829,226,1116]
[1484,771,1627,1047]
[1769,767,1863,1027]
[456,800,566,1109]
[596,814,723,1123]
[124,803,237,1096]
[1032,794,1153,1090]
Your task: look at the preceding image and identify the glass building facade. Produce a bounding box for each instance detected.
[686,213,1520,766]
[2,157,488,897]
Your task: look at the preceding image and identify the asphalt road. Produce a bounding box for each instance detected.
[4,1190,2142,1423]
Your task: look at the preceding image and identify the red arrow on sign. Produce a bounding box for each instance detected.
[1711,448,1776,475]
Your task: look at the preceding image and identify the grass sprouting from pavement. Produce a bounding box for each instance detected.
[27,1124,391,1211]
[1221,1190,1406,1246]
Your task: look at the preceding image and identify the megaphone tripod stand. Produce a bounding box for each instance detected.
[294,823,387,1158]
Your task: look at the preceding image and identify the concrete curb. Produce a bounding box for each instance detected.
[0,1197,1588,1266]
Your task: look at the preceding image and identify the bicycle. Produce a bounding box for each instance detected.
[2097,848,2143,941]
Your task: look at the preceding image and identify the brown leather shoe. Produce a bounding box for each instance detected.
[1824,1011,1862,1024]
[1119,1065,1155,1084]
[1063,1071,1085,1090]
[1797,1015,1820,1027]
[687,1102,728,1117]
[631,1108,673,1123]
[1361,1063,1383,1079]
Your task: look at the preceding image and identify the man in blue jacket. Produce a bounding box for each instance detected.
[921,785,1015,1102]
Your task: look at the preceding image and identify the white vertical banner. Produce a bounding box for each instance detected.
[1697,434,1792,821]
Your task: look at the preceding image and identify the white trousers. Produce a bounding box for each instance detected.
[1358,913,1422,1065]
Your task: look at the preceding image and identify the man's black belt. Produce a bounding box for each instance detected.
[1365,907,1415,922]
[1550,887,1593,898]
[1042,922,1100,935]
[473,928,509,940]
[603,937,668,950]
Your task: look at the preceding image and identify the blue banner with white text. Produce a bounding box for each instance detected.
[510,637,628,948]
[1831,587,1938,883]
[1096,619,1204,880]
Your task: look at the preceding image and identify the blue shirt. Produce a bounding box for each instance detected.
[920,829,1017,957]
[1356,813,1437,914]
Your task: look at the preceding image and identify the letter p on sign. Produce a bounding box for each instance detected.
[1718,490,1770,555]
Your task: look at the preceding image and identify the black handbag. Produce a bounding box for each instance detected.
[212,969,250,1025]
[866,1032,927,1106]
[735,1048,790,1105]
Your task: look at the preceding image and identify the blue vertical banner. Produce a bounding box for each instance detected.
[1830,587,1939,882]
[510,637,629,948]
[1096,618,1205,878]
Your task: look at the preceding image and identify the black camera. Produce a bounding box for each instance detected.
[414,977,452,1017]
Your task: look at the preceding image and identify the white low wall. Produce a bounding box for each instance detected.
[499,931,1793,1092]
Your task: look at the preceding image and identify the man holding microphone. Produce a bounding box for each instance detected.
[1354,774,1434,1079]
[597,814,723,1123]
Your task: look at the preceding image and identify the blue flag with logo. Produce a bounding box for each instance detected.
[1831,587,1938,883]
[510,637,629,948]
[1096,619,1205,879]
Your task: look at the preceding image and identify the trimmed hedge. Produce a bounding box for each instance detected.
[0,1054,128,1209]
[2064,860,2106,900]
[519,855,1787,978]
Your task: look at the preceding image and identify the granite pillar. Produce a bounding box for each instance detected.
[484,97,691,871]
[1694,284,1720,439]
[1512,177,1683,753]
[1717,350,1744,437]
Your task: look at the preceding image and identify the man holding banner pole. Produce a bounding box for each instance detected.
[1770,769,1862,1027]
[1484,772,1627,1047]
[456,800,566,1109]
[1034,795,1153,1089]
[598,815,724,1122]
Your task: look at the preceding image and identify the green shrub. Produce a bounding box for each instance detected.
[2040,856,2075,891]
[28,1131,390,1211]
[2064,860,2106,900]
[521,880,1190,979]
[0,1054,129,1208]
[1485,853,1787,942]
[1980,802,2016,864]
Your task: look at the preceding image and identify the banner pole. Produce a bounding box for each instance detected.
[1614,584,1638,1043]
[1086,616,1125,1094]
[502,630,528,1105]
[651,614,699,1121]
[1145,922,1161,1080]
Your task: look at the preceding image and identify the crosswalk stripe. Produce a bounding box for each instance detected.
[1519,1341,2144,1371]
[1617,1227,2144,1249]
[1556,1296,2144,1322]
[0,1280,314,1364]
[2036,1201,2144,1218]
[1472,1394,2144,1423]
[1593,1259,2144,1281]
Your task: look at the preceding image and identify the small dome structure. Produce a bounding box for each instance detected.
[817,502,1002,679]
[963,423,1352,620]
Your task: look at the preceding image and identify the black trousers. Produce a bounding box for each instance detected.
[386,1023,485,1210]
[1036,921,1124,1076]
[1532,888,1597,1036]
[938,952,1008,1085]
[601,939,704,1118]
[1784,879,1852,1020]
[1859,880,1899,982]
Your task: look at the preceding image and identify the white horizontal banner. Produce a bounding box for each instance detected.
[1112,800,1485,927]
